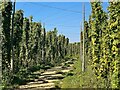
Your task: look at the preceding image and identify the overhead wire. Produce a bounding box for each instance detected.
[16,2,90,24]
[23,2,82,22]
[15,2,82,43]
[28,2,82,14]
[25,3,90,26]
[16,2,83,30]
[21,2,82,28]
[45,23,80,28]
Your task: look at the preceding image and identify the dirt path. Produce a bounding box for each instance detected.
[15,58,76,90]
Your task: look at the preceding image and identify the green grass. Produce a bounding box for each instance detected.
[61,58,106,88]
[61,59,81,88]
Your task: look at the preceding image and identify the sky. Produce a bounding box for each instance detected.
[15,2,109,43]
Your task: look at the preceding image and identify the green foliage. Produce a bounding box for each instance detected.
[107,2,120,88]
[90,2,104,77]
[1,2,80,88]
[13,10,24,73]
[62,59,107,88]
[62,75,80,88]
[1,0,12,87]
[3,1,120,89]
[84,1,120,88]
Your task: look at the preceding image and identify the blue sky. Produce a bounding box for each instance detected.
[15,2,109,43]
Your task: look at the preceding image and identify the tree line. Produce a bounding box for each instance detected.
[81,1,120,88]
[0,0,80,87]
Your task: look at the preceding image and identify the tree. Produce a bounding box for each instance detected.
[90,1,104,77]
[20,17,29,68]
[13,10,24,72]
[84,21,89,67]
[1,0,12,70]
[87,15,93,64]
[108,1,120,88]
[42,26,46,65]
[36,23,42,65]
[1,0,12,85]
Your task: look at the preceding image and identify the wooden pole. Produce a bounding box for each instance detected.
[11,0,16,72]
[82,2,85,72]
[80,22,82,62]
